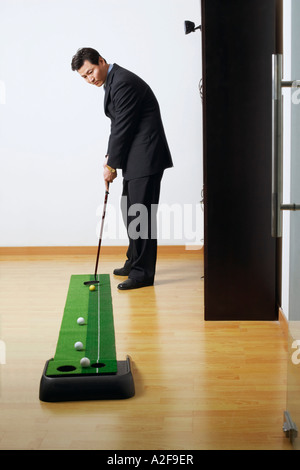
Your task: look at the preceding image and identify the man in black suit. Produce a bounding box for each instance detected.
[71,48,173,290]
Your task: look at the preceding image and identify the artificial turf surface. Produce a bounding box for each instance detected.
[45,274,117,376]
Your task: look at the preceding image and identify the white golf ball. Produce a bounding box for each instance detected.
[80,357,91,368]
[74,341,84,351]
[77,317,85,325]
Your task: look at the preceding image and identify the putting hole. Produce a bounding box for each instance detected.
[91,362,106,368]
[57,365,77,372]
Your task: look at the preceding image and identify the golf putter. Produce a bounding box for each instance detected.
[84,184,110,286]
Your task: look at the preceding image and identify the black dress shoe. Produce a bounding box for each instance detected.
[117,278,153,290]
[113,266,131,276]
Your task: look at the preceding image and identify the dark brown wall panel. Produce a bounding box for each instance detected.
[201,0,279,320]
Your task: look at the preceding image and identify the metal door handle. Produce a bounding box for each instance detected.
[281,204,300,211]
[272,54,283,238]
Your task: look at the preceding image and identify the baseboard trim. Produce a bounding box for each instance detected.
[0,245,204,256]
[278,307,288,340]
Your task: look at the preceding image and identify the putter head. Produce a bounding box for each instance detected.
[83,280,100,286]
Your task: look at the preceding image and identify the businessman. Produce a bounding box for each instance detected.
[71,48,173,290]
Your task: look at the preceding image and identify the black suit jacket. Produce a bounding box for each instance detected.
[104,64,173,180]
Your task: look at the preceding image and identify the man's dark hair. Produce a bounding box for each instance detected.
[71,47,106,71]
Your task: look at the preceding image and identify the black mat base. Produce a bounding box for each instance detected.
[39,356,135,402]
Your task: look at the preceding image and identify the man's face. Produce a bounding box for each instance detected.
[78,57,108,87]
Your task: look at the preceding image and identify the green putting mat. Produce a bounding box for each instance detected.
[45,274,117,376]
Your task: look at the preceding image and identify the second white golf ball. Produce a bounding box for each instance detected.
[74,341,84,351]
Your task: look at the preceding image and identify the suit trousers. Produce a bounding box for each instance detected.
[121,172,163,283]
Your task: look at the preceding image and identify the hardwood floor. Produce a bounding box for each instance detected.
[0,248,292,450]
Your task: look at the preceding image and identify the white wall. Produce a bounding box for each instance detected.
[0,0,203,247]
